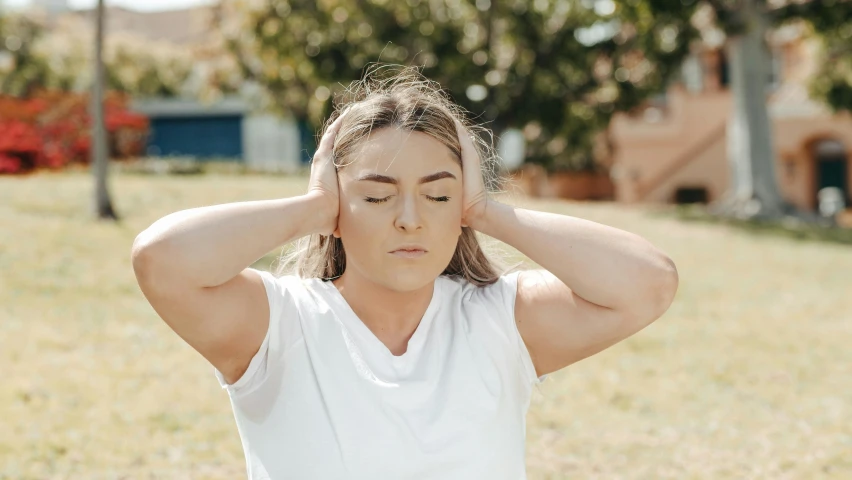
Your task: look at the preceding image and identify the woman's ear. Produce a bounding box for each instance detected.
[333,226,341,238]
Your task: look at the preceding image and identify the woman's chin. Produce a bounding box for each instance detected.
[379,267,441,292]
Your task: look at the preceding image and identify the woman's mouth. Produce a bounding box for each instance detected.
[389,247,427,259]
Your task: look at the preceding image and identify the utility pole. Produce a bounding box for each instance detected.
[91,0,118,220]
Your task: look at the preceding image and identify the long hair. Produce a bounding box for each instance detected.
[275,65,510,286]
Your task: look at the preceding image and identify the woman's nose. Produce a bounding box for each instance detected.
[394,194,422,232]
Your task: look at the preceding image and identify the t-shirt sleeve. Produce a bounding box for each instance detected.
[473,271,548,387]
[213,268,302,396]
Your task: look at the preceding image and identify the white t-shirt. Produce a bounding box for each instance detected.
[214,269,547,480]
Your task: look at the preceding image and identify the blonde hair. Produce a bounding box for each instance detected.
[275,65,509,286]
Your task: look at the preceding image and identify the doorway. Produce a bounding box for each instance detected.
[674,186,709,204]
[813,139,849,207]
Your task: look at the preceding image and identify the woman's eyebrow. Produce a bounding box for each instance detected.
[418,171,457,184]
[357,171,457,184]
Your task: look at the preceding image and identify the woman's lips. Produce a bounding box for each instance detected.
[390,248,427,259]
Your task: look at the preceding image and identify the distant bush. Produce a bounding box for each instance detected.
[0,90,148,174]
[117,157,205,175]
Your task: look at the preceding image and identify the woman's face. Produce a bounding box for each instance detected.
[335,127,463,292]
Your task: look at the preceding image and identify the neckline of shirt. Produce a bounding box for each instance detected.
[314,276,445,366]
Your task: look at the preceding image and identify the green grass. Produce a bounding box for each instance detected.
[1,171,850,479]
[666,203,852,246]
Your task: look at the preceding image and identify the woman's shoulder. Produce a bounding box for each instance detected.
[438,270,523,303]
[248,269,330,305]
[251,269,301,288]
[439,270,522,287]
[253,269,325,286]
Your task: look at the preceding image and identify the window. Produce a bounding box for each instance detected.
[681,54,704,93]
[674,187,709,204]
[768,48,784,90]
[717,51,729,88]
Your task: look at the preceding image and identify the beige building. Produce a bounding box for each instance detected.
[608,29,852,213]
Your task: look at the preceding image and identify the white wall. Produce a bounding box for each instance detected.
[242,114,303,173]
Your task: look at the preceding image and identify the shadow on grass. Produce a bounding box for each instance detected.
[650,204,852,246]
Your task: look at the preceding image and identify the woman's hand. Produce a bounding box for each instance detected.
[307,110,348,236]
[455,120,489,230]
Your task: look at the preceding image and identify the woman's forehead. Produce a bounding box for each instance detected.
[339,128,459,178]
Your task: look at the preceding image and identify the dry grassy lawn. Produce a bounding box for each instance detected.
[1,170,850,479]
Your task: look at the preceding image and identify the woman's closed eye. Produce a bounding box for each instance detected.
[363,195,451,204]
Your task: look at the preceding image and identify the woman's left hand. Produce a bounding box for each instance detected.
[455,120,489,229]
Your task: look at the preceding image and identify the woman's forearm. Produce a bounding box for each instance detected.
[473,200,678,315]
[132,193,329,288]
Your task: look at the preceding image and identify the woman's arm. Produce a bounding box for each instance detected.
[133,194,330,289]
[471,202,678,376]
[132,195,329,384]
[455,121,678,377]
[132,113,346,384]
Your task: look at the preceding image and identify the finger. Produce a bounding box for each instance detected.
[455,120,485,179]
[316,107,350,155]
[454,119,480,162]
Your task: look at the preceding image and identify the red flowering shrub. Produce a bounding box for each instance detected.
[0,90,149,174]
[0,153,22,173]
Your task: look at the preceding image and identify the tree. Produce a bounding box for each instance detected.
[91,0,117,220]
[219,0,697,171]
[702,0,852,219]
[1,9,236,101]
[809,8,852,113]
[0,12,57,96]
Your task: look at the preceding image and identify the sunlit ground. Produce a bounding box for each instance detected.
[1,170,850,479]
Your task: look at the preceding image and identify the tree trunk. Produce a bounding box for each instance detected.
[713,0,792,219]
[92,0,118,220]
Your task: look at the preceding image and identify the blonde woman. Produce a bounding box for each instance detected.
[131,68,678,479]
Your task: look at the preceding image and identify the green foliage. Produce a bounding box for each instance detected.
[222,0,698,171]
[0,13,60,97]
[104,41,195,97]
[806,8,852,113]
[0,11,236,100]
[769,0,852,32]
[704,0,852,113]
[770,0,852,113]
[810,24,852,112]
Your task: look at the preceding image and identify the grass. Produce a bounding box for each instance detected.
[666,203,852,246]
[1,170,850,479]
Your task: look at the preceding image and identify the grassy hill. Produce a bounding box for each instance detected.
[1,171,850,479]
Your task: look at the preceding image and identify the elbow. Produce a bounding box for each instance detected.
[627,252,678,325]
[131,230,171,289]
[650,255,679,320]
[131,232,155,286]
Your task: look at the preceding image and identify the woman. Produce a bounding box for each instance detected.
[131,69,679,479]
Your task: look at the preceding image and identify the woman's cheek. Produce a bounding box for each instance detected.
[344,202,389,241]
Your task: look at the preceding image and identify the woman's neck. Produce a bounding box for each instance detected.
[332,271,435,356]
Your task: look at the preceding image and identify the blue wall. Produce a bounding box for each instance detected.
[148,115,243,159]
[298,120,316,164]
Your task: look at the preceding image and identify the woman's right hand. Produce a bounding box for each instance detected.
[307,110,348,236]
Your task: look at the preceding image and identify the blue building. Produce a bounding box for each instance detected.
[131,97,246,160]
[131,96,305,172]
